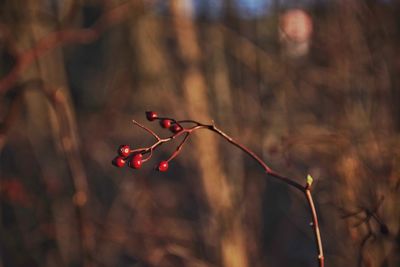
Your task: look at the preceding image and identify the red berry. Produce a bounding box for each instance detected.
[160,119,172,129]
[130,154,143,169]
[118,145,130,157]
[112,156,126,168]
[157,161,169,172]
[170,124,182,133]
[146,111,158,121]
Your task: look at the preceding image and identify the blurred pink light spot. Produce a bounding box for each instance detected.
[280,9,313,43]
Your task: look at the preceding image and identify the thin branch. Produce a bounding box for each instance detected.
[358,225,374,267]
[202,123,305,192]
[167,132,190,162]
[117,114,325,267]
[206,122,324,267]
[132,119,161,141]
[306,189,325,267]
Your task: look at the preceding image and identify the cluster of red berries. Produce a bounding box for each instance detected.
[112,111,185,172]
[112,145,169,172]
[147,111,183,133]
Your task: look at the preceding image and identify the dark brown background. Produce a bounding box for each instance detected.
[0,1,399,266]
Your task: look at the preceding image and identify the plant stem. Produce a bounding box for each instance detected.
[131,118,325,267]
[306,188,324,267]
[203,123,325,267]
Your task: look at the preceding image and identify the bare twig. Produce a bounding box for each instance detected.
[132,119,161,140]
[113,113,325,267]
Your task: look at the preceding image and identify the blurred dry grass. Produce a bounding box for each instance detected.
[0,0,399,267]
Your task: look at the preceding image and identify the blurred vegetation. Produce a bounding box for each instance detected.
[0,0,399,267]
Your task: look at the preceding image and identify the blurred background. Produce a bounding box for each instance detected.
[0,0,399,266]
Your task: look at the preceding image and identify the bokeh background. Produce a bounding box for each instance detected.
[0,0,399,266]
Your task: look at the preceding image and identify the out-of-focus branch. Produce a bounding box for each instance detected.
[0,0,138,95]
[0,79,94,265]
[169,1,251,265]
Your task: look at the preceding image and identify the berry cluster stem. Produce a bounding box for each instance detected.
[167,132,190,162]
[117,114,324,267]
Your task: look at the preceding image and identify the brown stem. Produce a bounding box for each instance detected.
[132,119,161,140]
[130,118,325,267]
[306,189,325,267]
[167,132,190,162]
[207,123,324,267]
[171,121,324,267]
